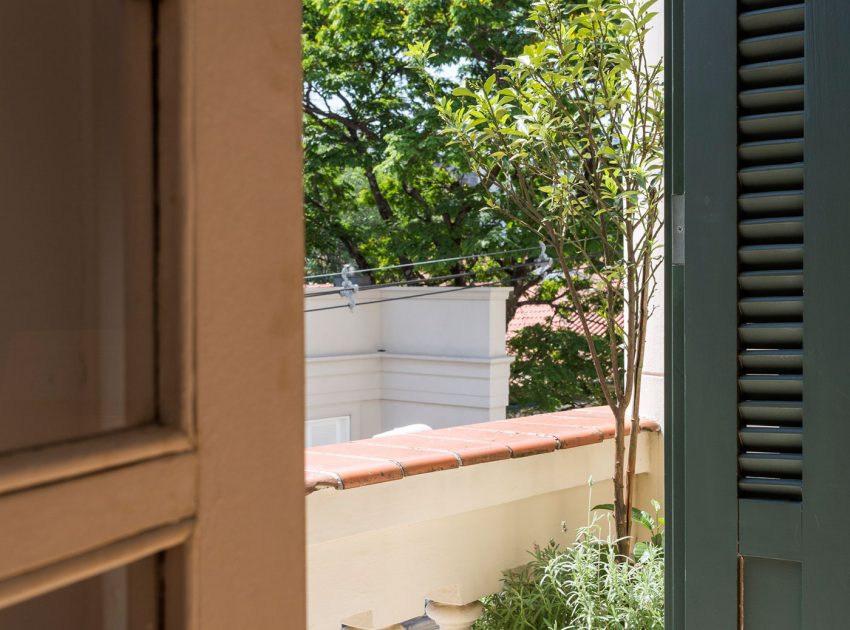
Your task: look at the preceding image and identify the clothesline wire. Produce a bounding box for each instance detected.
[303,247,536,281]
[304,274,536,314]
[304,261,535,298]
[303,237,602,281]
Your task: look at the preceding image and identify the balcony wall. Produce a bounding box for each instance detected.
[305,407,662,630]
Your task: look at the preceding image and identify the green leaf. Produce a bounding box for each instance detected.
[634,541,651,562]
[632,508,655,533]
[484,74,496,95]
[452,87,476,98]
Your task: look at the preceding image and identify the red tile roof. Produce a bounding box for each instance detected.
[507,300,622,339]
[304,406,660,493]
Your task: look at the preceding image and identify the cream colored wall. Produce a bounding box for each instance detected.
[307,432,661,630]
[637,0,666,428]
[305,287,513,438]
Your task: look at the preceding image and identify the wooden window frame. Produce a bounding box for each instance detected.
[0,0,306,627]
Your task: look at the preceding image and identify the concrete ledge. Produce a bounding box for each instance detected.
[305,406,660,492]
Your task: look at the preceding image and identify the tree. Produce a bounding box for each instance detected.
[409,0,663,556]
[304,0,549,319]
[508,276,611,414]
[508,324,607,413]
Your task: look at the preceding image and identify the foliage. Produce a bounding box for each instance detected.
[473,510,664,630]
[508,275,615,413]
[303,0,543,307]
[408,0,663,555]
[592,499,665,561]
[508,324,606,413]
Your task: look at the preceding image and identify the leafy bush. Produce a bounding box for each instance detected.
[474,511,664,630]
[508,324,607,413]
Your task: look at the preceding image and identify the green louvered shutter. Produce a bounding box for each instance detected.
[670,0,850,627]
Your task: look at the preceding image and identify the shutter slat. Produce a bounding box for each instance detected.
[739,111,803,139]
[738,163,803,190]
[739,85,803,113]
[738,478,802,500]
[738,322,802,347]
[739,31,804,61]
[739,349,803,372]
[740,0,803,9]
[738,4,804,36]
[739,296,803,320]
[739,269,803,294]
[739,400,803,426]
[739,138,803,165]
[739,190,803,215]
[739,243,803,267]
[739,58,804,87]
[739,217,803,243]
[739,375,803,398]
[739,453,802,476]
[739,427,802,451]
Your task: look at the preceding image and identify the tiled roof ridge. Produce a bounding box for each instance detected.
[305,406,660,494]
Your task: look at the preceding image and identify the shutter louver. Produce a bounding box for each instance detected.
[737,0,805,500]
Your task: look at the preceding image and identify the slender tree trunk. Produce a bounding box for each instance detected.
[613,406,630,557]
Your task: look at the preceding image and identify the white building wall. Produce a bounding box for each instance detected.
[640,4,666,428]
[305,287,513,441]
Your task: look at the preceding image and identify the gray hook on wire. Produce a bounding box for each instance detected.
[339,264,359,312]
[533,242,552,276]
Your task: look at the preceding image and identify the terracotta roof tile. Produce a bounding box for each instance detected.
[310,441,459,478]
[464,420,604,449]
[506,294,623,340]
[305,451,404,489]
[424,427,559,458]
[371,433,512,466]
[305,406,661,493]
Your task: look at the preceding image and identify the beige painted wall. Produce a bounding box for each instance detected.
[307,433,661,630]
[306,287,513,439]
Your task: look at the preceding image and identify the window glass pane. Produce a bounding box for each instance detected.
[0,557,159,630]
[0,0,155,452]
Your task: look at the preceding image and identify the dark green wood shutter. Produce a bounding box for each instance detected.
[737,0,804,504]
[670,0,850,627]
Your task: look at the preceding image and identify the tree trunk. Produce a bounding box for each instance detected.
[613,406,630,558]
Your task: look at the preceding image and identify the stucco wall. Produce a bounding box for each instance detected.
[305,287,513,440]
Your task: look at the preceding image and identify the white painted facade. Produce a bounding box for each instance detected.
[304,287,513,442]
[639,2,666,428]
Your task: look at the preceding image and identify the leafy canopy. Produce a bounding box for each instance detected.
[303,0,541,287]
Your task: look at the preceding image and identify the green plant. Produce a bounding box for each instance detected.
[473,509,664,630]
[408,0,663,556]
[302,0,544,320]
[592,498,664,562]
[508,324,607,413]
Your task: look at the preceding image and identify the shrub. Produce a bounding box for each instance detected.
[474,512,664,630]
[508,324,607,414]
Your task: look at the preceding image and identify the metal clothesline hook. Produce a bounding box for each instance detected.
[339,263,359,312]
[533,242,552,276]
